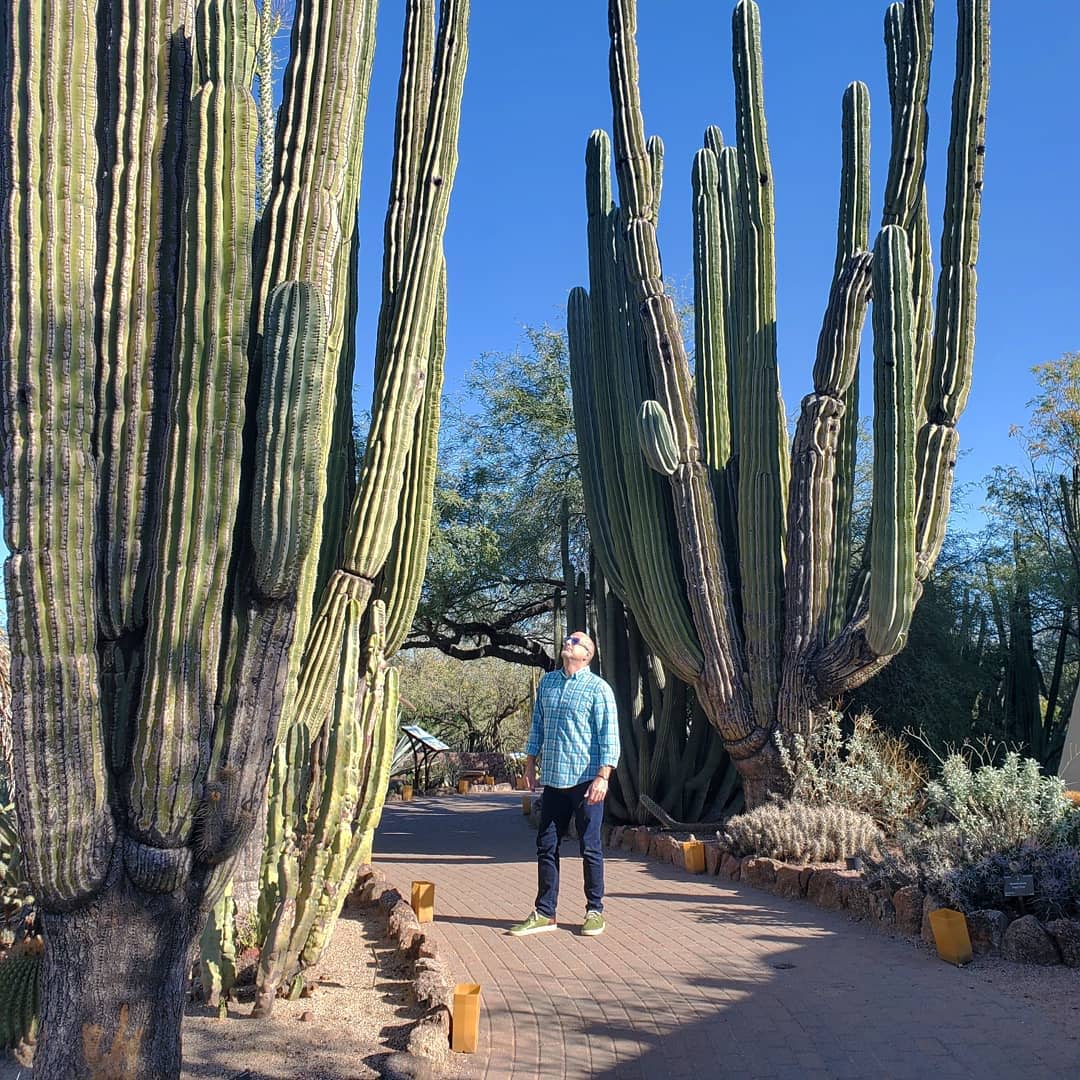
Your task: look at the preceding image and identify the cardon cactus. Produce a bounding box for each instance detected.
[569,0,989,806]
[0,0,467,1074]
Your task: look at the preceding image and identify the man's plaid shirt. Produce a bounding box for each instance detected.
[525,667,620,788]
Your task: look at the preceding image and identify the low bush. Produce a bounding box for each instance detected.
[775,711,926,834]
[718,800,882,864]
[924,749,1072,855]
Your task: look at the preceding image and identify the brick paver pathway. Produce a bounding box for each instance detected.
[375,793,1078,1079]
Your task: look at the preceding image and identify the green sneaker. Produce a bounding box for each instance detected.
[581,910,606,937]
[508,910,557,936]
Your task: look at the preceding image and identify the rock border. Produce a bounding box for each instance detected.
[348,864,456,1071]
[592,818,1080,969]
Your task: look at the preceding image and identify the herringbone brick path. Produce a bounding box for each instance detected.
[375,793,1078,1079]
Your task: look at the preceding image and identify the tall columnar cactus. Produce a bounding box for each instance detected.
[570,0,989,806]
[249,0,466,1012]
[0,0,467,1073]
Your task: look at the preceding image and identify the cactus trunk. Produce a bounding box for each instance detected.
[34,866,202,1077]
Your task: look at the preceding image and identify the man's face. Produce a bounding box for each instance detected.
[561,632,594,663]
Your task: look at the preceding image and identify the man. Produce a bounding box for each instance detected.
[509,630,620,937]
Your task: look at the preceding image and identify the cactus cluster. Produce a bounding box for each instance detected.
[570,0,989,805]
[0,939,41,1051]
[0,0,467,1066]
[718,800,883,863]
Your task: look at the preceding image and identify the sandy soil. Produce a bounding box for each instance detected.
[0,905,460,1079]
[181,905,451,1079]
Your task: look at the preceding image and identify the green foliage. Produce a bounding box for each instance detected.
[413,326,583,658]
[864,750,1078,916]
[924,750,1071,852]
[718,800,882,864]
[398,652,534,753]
[776,712,926,835]
[938,843,1080,920]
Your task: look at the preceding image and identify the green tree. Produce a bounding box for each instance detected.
[980,353,1080,768]
[398,652,534,753]
[407,326,585,666]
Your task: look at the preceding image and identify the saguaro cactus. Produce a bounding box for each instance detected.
[570,0,989,806]
[0,0,467,1074]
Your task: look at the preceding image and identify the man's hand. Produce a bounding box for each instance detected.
[524,759,537,791]
[586,776,609,805]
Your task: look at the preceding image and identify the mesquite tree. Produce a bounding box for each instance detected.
[0,0,466,1073]
[570,0,990,806]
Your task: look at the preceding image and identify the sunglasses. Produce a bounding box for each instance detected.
[564,635,588,648]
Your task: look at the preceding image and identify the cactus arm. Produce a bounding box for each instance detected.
[127,0,259,848]
[715,145,741,455]
[825,82,871,640]
[344,0,468,587]
[867,226,917,656]
[880,0,932,232]
[781,252,873,731]
[692,147,731,484]
[314,231,361,604]
[380,261,446,654]
[257,595,365,1004]
[916,0,989,570]
[298,647,398,971]
[731,0,788,731]
[567,286,627,600]
[250,281,327,600]
[1,0,115,908]
[637,401,681,478]
[692,138,741,578]
[253,0,379,735]
[882,1,936,428]
[374,0,436,387]
[96,0,190,640]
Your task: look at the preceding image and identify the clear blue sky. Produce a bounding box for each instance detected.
[349,0,1079,527]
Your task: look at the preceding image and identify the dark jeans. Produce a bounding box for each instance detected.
[534,781,605,919]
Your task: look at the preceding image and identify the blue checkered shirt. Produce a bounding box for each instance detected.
[525,667,620,788]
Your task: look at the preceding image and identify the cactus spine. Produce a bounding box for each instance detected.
[570,0,989,806]
[0,0,467,1071]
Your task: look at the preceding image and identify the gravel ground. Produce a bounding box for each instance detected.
[0,905,462,1079]
[181,905,453,1079]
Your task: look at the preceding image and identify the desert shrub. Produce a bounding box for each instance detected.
[718,800,882,864]
[863,750,1078,908]
[1050,804,1080,847]
[775,712,926,834]
[924,750,1072,853]
[937,842,1080,920]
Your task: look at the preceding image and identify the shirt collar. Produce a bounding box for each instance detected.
[560,665,591,681]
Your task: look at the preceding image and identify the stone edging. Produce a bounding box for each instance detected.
[348,864,456,1069]
[598,823,1080,969]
